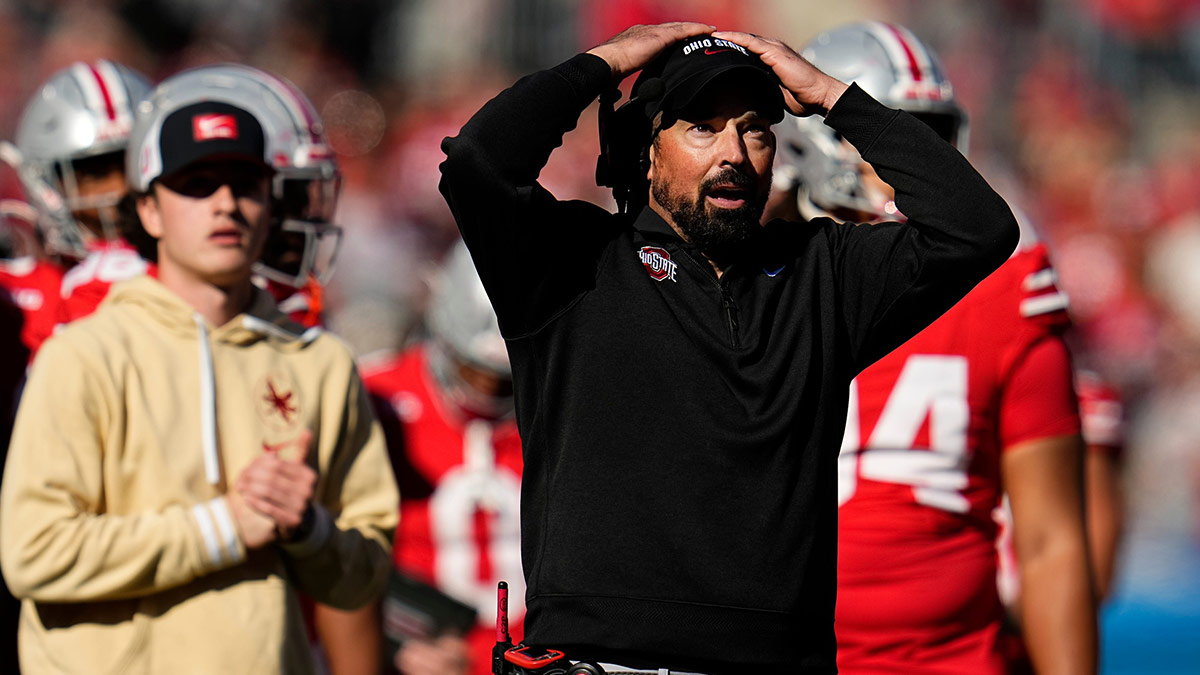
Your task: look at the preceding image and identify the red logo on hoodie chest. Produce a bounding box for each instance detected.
[264,379,297,422]
[255,371,303,432]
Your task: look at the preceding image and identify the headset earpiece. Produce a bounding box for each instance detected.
[595,88,622,191]
[596,79,666,214]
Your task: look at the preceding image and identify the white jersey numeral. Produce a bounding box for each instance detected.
[428,420,525,627]
[60,249,147,298]
[840,355,971,513]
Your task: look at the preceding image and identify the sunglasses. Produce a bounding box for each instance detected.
[158,164,272,199]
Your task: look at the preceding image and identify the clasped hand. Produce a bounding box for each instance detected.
[229,430,318,549]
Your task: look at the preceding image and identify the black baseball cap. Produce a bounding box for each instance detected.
[156,101,269,180]
[630,35,785,126]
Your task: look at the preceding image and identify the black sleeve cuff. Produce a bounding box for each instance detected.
[550,53,616,110]
[822,83,901,159]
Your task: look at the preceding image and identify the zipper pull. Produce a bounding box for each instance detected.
[721,290,740,348]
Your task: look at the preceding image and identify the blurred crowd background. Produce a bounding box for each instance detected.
[2,0,1199,671]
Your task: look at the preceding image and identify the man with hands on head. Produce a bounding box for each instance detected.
[440,22,1018,675]
[0,66,399,675]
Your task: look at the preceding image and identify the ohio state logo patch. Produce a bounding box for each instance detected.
[638,246,677,282]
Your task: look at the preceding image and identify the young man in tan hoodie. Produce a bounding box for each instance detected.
[0,67,399,674]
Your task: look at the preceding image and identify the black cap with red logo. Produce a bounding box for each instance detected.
[630,36,785,126]
[156,101,268,180]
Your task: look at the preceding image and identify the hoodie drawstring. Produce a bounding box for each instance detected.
[194,313,221,485]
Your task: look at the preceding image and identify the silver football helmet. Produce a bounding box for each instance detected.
[5,60,151,258]
[776,22,968,222]
[127,63,342,287]
[426,240,512,419]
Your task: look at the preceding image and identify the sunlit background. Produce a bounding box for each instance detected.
[2,1,1198,672]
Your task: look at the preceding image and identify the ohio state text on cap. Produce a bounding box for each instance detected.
[630,36,785,124]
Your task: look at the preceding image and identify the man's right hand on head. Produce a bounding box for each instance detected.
[586,22,715,83]
[710,31,850,117]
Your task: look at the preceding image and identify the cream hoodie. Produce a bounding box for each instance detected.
[0,275,399,674]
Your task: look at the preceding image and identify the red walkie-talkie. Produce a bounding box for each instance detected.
[493,580,570,672]
[492,581,513,675]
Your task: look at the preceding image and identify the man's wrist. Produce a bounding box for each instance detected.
[583,46,623,83]
[279,503,335,558]
[821,79,850,115]
[285,503,316,543]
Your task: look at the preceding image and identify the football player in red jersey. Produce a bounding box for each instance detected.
[0,200,63,361]
[768,22,1097,675]
[6,60,152,322]
[361,240,522,675]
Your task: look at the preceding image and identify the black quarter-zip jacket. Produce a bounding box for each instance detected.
[440,53,1018,674]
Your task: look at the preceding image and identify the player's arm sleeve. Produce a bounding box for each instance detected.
[438,54,616,337]
[821,84,1020,372]
[279,366,399,610]
[0,338,247,603]
[998,335,1081,447]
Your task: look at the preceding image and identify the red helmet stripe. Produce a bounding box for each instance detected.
[253,66,319,143]
[884,23,923,83]
[275,77,318,142]
[85,62,118,121]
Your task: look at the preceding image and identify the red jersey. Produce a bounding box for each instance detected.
[362,346,524,675]
[837,244,1079,674]
[58,239,148,323]
[0,255,64,360]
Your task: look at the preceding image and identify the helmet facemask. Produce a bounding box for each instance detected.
[424,241,513,420]
[53,150,128,250]
[255,170,344,288]
[426,338,515,421]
